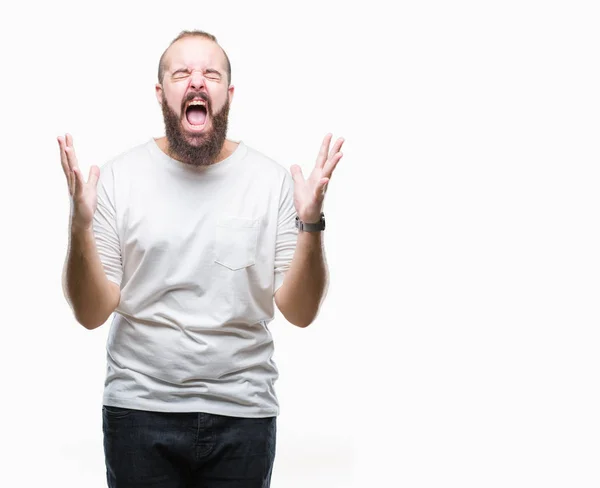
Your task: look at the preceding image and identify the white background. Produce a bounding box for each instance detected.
[1,0,599,487]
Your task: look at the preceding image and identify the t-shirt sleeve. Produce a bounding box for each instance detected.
[273,171,298,294]
[92,163,123,286]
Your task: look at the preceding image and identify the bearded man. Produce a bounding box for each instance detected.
[59,30,344,488]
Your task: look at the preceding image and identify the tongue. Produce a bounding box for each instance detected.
[186,107,207,126]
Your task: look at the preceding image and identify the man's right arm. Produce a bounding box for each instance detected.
[63,224,120,330]
[58,133,120,330]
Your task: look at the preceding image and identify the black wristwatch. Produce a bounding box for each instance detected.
[295,213,326,232]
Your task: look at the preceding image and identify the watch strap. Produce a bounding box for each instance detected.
[295,213,325,232]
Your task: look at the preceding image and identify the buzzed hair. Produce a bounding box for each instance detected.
[158,30,232,86]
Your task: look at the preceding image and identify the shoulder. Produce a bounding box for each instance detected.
[99,139,155,175]
[241,142,291,183]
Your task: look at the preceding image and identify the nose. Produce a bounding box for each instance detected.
[189,70,206,90]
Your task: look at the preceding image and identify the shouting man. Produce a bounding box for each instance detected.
[59,30,344,487]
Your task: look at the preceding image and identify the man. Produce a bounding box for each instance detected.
[59,30,344,487]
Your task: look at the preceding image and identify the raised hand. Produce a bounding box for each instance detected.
[58,134,101,231]
[290,133,344,223]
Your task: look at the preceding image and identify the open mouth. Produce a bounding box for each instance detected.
[184,100,208,130]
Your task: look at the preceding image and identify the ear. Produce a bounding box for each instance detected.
[155,83,164,105]
[227,84,235,105]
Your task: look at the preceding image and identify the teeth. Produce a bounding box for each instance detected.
[187,100,206,107]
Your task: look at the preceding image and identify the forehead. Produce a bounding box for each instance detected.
[164,37,227,71]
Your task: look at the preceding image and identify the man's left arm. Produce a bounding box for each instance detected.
[274,134,344,328]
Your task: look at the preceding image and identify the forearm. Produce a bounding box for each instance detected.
[275,231,328,327]
[63,225,119,329]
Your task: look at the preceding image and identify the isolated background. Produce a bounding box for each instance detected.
[1,0,599,487]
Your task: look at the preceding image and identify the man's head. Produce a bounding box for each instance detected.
[156,31,234,166]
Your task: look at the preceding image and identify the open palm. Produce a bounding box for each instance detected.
[290,134,344,223]
[58,133,100,231]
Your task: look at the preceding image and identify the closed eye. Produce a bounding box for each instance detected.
[170,69,222,81]
[204,69,222,80]
[172,69,191,80]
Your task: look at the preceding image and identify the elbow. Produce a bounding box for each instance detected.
[72,304,114,330]
[83,320,105,331]
[66,282,120,331]
[74,312,106,330]
[293,319,314,328]
[285,310,318,328]
[275,286,322,328]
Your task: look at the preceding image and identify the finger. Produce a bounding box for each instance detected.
[88,165,100,189]
[68,167,76,197]
[322,151,343,178]
[316,133,333,169]
[64,146,76,172]
[64,146,82,196]
[290,164,305,184]
[64,134,80,170]
[314,177,329,198]
[328,137,344,160]
[57,136,73,189]
[72,167,84,198]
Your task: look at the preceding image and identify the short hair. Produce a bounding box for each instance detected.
[157,30,232,86]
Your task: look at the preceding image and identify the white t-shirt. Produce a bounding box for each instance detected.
[92,138,298,417]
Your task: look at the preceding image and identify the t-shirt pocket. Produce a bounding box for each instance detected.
[214,217,259,270]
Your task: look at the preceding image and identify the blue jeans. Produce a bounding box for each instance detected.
[102,405,276,487]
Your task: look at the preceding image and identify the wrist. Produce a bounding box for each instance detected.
[295,212,325,232]
[70,219,93,236]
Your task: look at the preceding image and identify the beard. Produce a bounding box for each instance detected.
[161,93,230,167]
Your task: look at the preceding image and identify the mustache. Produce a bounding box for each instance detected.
[182,92,210,113]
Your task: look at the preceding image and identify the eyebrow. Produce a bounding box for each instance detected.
[171,67,222,77]
[204,68,222,77]
[171,68,190,75]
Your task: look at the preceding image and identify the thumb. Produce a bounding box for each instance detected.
[290,164,304,184]
[88,165,100,189]
[316,177,329,197]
